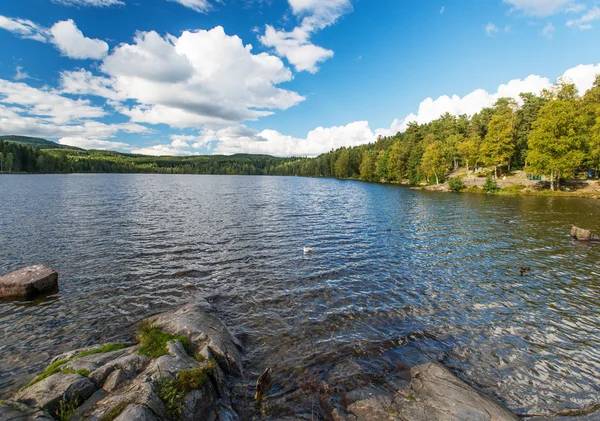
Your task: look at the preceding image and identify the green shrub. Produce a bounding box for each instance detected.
[24,360,69,388]
[448,178,466,192]
[100,401,130,421]
[483,177,499,193]
[157,369,210,420]
[76,344,128,358]
[55,398,80,421]
[136,321,192,358]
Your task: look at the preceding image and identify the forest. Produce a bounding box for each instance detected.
[1,77,599,191]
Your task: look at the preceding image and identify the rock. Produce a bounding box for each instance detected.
[347,393,394,421]
[217,408,242,421]
[14,373,96,415]
[0,265,58,301]
[103,370,128,393]
[181,382,218,421]
[390,363,520,421]
[570,226,600,242]
[87,381,168,421]
[90,353,151,387]
[113,404,161,421]
[149,304,243,376]
[0,400,55,421]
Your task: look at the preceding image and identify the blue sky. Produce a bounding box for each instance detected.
[1,0,599,156]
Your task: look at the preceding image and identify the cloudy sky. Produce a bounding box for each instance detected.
[1,0,600,157]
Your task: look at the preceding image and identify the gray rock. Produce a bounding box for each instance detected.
[347,394,394,421]
[90,353,151,386]
[150,304,243,376]
[571,226,600,242]
[0,400,55,421]
[391,363,520,421]
[332,408,358,421]
[113,404,161,421]
[142,341,199,381]
[181,382,218,421]
[87,381,167,421]
[14,373,96,415]
[51,345,134,365]
[103,370,128,393]
[0,265,58,301]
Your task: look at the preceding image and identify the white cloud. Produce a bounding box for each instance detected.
[440,6,445,14]
[175,121,375,157]
[260,0,351,73]
[567,7,600,29]
[57,137,131,150]
[0,79,106,124]
[485,23,499,36]
[69,26,304,129]
[130,139,196,156]
[50,20,109,59]
[0,15,49,42]
[0,16,108,60]
[14,66,30,81]
[376,64,600,137]
[561,64,600,94]
[167,0,215,13]
[503,0,576,16]
[52,0,124,6]
[541,22,556,38]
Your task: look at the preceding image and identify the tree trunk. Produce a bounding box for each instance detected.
[551,169,555,191]
[557,170,561,190]
[466,162,469,175]
[435,173,439,185]
[494,166,498,179]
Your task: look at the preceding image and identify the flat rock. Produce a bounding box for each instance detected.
[0,265,58,301]
[14,373,96,415]
[391,363,520,421]
[149,304,243,376]
[0,400,55,421]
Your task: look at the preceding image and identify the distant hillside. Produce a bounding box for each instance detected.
[0,135,82,150]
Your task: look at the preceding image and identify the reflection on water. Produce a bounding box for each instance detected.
[1,174,600,417]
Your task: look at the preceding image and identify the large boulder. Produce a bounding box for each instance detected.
[570,226,600,242]
[0,265,58,300]
[345,363,520,421]
[149,304,243,377]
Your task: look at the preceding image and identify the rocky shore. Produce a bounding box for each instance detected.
[0,299,526,421]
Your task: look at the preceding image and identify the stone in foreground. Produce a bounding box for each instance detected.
[344,363,520,421]
[570,226,600,242]
[0,265,58,300]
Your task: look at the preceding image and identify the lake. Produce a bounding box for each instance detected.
[1,174,600,417]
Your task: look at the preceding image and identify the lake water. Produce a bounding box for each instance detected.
[1,174,600,418]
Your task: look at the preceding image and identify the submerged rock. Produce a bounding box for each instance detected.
[570,226,600,242]
[0,265,58,301]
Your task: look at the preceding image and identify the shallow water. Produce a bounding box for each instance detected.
[1,174,600,417]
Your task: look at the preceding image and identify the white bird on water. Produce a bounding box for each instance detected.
[303,247,314,254]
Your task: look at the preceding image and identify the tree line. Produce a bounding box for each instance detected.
[299,76,600,191]
[1,76,599,189]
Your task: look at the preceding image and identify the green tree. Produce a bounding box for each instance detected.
[5,153,14,173]
[527,98,588,190]
[0,152,3,172]
[480,100,517,178]
[457,136,480,174]
[420,141,446,185]
[359,150,377,180]
[334,148,351,178]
